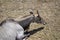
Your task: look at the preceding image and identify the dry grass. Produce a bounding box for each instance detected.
[0,0,60,40]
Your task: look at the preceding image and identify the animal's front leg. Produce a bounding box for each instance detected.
[16,34,30,40]
[23,38,26,40]
[23,32,30,40]
[16,30,24,40]
[24,29,29,34]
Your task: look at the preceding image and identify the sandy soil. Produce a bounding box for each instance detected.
[0,0,60,40]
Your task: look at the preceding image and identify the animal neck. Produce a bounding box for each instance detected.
[18,15,34,30]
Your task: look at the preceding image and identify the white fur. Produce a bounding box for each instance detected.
[0,20,24,40]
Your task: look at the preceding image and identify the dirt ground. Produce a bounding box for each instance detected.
[0,0,60,40]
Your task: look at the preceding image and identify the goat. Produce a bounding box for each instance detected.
[0,10,46,40]
[17,10,46,32]
[0,19,29,40]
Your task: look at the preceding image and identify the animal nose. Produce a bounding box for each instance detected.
[37,19,47,25]
[43,22,47,25]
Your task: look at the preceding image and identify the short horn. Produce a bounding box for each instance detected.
[37,10,41,18]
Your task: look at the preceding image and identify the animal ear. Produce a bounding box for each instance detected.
[30,11,35,17]
[30,12,33,14]
[21,11,35,18]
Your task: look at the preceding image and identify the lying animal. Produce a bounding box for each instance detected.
[0,10,46,40]
[0,19,29,40]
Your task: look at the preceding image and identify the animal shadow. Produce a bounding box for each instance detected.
[25,27,44,37]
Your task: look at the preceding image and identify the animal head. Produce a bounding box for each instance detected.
[29,10,47,25]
